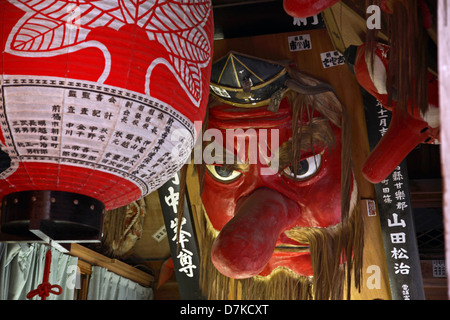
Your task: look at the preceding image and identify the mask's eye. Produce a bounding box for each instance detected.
[283,154,322,180]
[206,165,242,182]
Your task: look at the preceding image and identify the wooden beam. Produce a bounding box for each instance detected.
[438,0,450,300]
[409,179,443,208]
[77,259,92,275]
[69,243,154,287]
[322,1,389,54]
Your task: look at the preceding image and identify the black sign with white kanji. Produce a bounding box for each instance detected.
[157,172,203,300]
[363,89,425,300]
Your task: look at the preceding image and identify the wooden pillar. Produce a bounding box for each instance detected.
[438,0,450,300]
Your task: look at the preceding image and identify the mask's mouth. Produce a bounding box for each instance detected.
[273,245,310,253]
[275,231,310,253]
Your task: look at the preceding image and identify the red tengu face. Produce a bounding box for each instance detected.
[201,98,344,279]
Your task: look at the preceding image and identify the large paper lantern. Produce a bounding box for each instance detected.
[0,0,213,242]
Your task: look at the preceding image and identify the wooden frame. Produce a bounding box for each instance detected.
[69,243,154,299]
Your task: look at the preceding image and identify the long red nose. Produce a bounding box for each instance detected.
[210,188,300,279]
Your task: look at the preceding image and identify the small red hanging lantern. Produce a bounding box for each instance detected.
[283,0,340,18]
[0,1,213,243]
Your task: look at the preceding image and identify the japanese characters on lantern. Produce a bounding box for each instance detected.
[0,76,194,196]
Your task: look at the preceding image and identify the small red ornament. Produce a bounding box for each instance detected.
[283,0,340,18]
[26,250,62,300]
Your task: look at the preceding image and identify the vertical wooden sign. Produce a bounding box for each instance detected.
[363,89,425,300]
[158,172,203,300]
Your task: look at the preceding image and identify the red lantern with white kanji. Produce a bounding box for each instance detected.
[0,0,213,243]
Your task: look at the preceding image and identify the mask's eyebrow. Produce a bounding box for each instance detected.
[217,162,250,173]
[273,117,336,172]
[203,142,250,172]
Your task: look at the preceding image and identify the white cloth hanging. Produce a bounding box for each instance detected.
[0,243,78,300]
[87,265,153,300]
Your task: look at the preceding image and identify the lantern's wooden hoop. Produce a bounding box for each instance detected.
[1,190,105,246]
